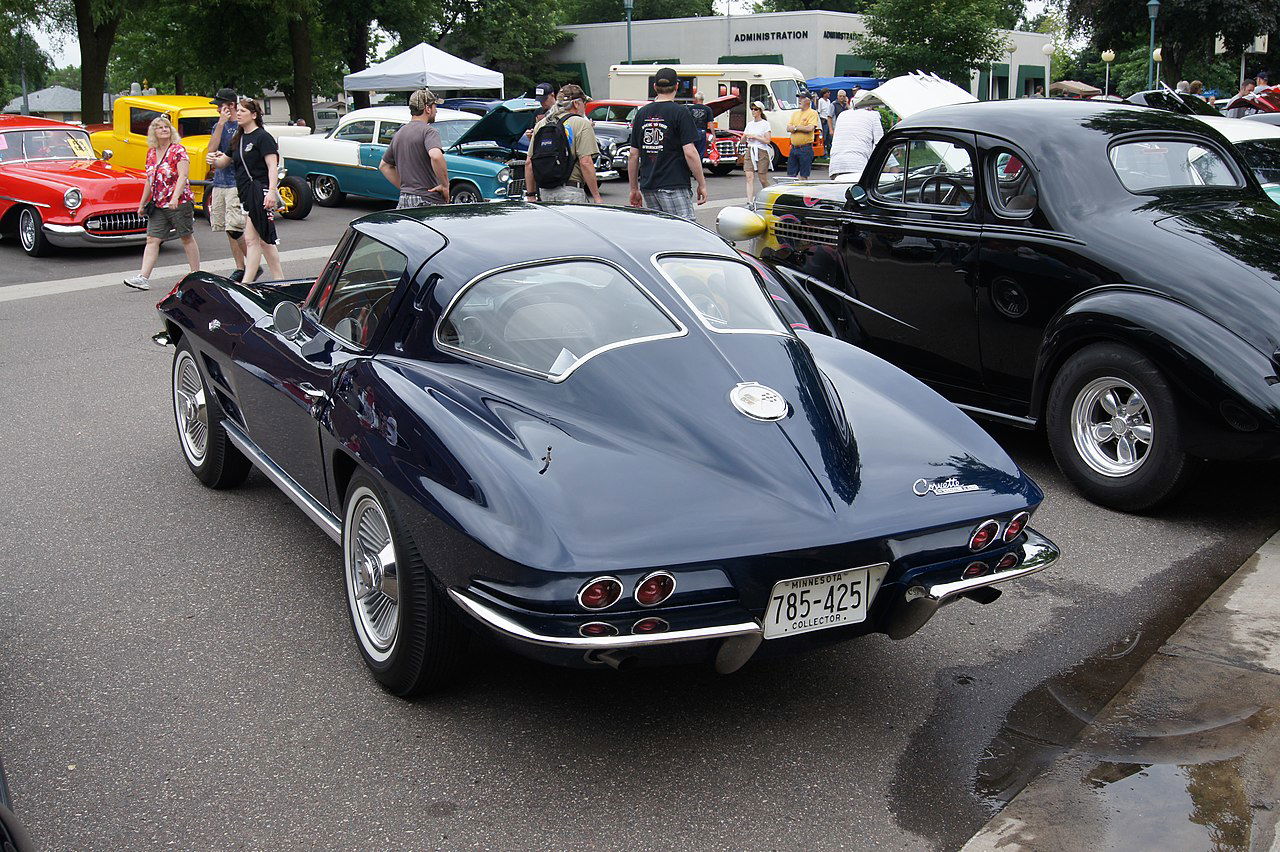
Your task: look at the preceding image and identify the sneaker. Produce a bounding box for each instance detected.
[123,275,150,291]
[228,268,246,282]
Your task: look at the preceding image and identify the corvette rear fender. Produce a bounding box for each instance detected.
[1034,287,1280,430]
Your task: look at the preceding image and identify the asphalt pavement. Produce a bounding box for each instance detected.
[2,172,1279,850]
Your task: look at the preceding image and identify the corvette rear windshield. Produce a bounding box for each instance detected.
[0,129,96,162]
[1108,139,1241,192]
[437,260,682,380]
[655,256,790,335]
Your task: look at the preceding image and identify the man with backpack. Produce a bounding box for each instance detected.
[524,84,602,204]
[628,67,707,221]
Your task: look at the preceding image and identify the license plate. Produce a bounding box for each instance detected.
[763,563,889,639]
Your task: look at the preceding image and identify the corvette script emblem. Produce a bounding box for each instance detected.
[913,476,980,497]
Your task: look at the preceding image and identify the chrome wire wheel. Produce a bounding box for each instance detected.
[345,487,400,662]
[18,208,37,252]
[172,350,209,465]
[1070,376,1154,477]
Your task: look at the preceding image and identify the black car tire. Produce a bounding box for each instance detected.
[277,175,314,220]
[310,175,345,207]
[450,181,484,204]
[172,341,251,489]
[1046,342,1197,511]
[0,802,35,852]
[342,472,468,697]
[17,207,53,257]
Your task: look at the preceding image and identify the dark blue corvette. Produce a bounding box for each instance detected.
[157,203,1059,697]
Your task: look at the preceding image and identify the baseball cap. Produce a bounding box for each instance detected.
[408,88,440,111]
[558,83,586,102]
[798,90,812,99]
[210,87,237,105]
[535,82,555,99]
[654,67,678,86]
[751,100,766,110]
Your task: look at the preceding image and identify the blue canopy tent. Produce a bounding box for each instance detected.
[805,76,882,93]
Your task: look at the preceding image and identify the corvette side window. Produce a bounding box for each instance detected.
[334,121,375,144]
[438,260,682,380]
[655,256,790,335]
[319,236,408,348]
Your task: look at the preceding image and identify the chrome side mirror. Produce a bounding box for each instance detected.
[716,206,767,242]
[101,149,114,161]
[845,185,867,207]
[272,301,304,338]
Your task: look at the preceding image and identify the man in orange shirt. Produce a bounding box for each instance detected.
[786,92,820,178]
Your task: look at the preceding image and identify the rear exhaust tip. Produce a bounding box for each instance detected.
[963,586,1002,605]
[586,649,638,671]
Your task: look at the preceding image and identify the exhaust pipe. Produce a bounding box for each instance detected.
[586,649,637,671]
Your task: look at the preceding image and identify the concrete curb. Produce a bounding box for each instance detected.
[962,529,1280,851]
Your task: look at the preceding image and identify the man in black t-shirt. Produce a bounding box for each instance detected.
[687,92,714,163]
[627,67,707,221]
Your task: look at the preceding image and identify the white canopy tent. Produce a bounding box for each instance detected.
[343,42,504,95]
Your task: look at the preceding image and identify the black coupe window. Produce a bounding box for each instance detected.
[873,139,974,210]
[1235,139,1280,187]
[989,151,1039,218]
[1109,140,1241,192]
[437,260,682,381]
[318,235,408,348]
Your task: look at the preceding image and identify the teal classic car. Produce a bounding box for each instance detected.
[278,104,525,205]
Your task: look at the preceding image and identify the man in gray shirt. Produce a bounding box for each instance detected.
[379,88,450,207]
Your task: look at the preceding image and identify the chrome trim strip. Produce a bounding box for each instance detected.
[954,404,1038,429]
[797,275,919,331]
[448,589,763,650]
[0,196,51,208]
[222,419,342,543]
[920,527,1059,602]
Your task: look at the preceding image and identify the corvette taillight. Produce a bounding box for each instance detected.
[633,617,669,634]
[578,577,623,610]
[580,622,618,637]
[963,561,989,579]
[1003,512,1029,543]
[996,552,1020,571]
[969,520,1001,551]
[634,571,676,607]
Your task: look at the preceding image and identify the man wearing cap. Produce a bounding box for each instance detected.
[533,82,556,121]
[524,84,602,204]
[628,67,707,221]
[687,91,714,164]
[786,92,820,179]
[379,88,450,207]
[204,87,249,281]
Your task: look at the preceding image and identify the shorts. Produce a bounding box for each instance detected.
[238,182,278,246]
[744,148,771,173]
[641,188,695,221]
[396,192,446,209]
[208,186,245,232]
[146,200,195,238]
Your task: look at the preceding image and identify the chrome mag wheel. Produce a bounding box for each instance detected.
[172,350,209,465]
[18,209,37,253]
[1070,377,1154,477]
[345,487,400,661]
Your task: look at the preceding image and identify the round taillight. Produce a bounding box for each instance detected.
[633,617,669,634]
[577,577,623,610]
[963,561,989,579]
[579,621,618,637]
[1003,511,1029,543]
[996,552,1019,571]
[969,520,1001,551]
[634,571,676,607]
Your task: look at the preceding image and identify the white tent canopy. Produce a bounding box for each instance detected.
[343,42,503,94]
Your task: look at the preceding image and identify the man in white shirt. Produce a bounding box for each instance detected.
[827,103,884,182]
[816,89,834,148]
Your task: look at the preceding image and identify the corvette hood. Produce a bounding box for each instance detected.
[851,72,975,119]
[3,160,147,201]
[451,98,540,151]
[383,331,1037,571]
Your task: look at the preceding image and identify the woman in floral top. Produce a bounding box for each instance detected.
[123,116,201,291]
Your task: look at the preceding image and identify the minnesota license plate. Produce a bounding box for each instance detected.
[763,563,889,639]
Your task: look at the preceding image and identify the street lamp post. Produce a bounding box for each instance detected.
[1147,0,1160,89]
[1102,49,1115,97]
[1041,42,1054,96]
[623,0,634,65]
[1153,47,1162,86]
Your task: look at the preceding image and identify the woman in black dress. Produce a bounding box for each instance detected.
[208,98,282,282]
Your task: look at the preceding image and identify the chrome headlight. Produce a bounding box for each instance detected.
[497,167,511,184]
[63,188,83,211]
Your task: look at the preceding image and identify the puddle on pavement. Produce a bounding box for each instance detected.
[1083,759,1254,850]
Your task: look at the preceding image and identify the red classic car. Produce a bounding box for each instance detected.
[0,114,149,257]
[585,97,746,175]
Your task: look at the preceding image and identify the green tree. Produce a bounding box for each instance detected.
[560,0,714,24]
[0,25,52,109]
[47,64,81,88]
[853,0,1008,82]
[752,0,870,13]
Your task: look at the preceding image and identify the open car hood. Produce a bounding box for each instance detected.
[450,98,541,151]
[851,72,975,119]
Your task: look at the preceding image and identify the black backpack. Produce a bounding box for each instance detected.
[529,117,574,189]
